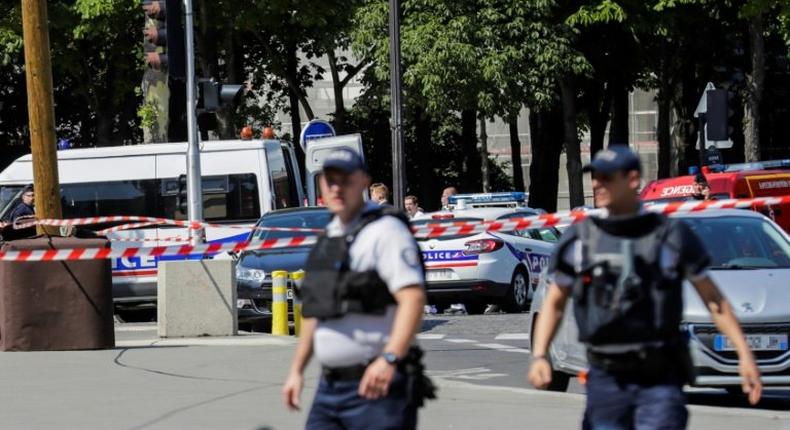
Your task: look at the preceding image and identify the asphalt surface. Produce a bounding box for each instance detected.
[0,312,788,429]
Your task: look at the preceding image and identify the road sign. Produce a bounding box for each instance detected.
[299,119,336,151]
[695,124,734,149]
[694,82,716,117]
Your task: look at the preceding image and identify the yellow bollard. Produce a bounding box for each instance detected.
[290,270,305,337]
[271,270,289,335]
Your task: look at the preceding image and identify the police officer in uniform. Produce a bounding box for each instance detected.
[282,148,429,429]
[528,146,762,429]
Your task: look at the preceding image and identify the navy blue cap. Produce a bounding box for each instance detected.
[322,148,367,173]
[583,145,641,174]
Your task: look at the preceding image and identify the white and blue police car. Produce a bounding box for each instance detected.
[412,192,559,314]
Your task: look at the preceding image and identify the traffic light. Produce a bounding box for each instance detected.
[196,79,244,131]
[176,174,188,214]
[142,0,185,78]
[198,79,244,112]
[706,89,733,141]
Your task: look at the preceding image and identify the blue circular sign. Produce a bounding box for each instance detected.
[299,119,336,151]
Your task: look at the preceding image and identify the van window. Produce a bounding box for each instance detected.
[161,174,260,222]
[61,180,158,218]
[281,148,301,206]
[268,148,298,209]
[0,185,23,219]
[59,174,260,223]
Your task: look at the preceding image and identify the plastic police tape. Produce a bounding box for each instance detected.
[1,195,788,262]
[12,216,322,235]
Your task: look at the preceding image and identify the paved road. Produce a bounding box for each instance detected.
[0,313,787,429]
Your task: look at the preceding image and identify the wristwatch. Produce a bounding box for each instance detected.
[382,352,399,365]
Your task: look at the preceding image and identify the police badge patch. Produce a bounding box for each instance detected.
[401,248,421,268]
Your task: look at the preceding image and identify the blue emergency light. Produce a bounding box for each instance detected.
[721,159,790,173]
[449,192,527,205]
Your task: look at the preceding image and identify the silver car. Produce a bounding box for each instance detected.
[528,209,790,392]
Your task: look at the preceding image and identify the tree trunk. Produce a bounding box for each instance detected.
[327,49,346,133]
[656,41,673,179]
[508,117,525,192]
[561,78,584,209]
[589,82,611,157]
[609,83,629,146]
[286,41,306,171]
[461,109,481,192]
[196,1,218,78]
[413,107,438,209]
[657,94,672,179]
[527,106,563,213]
[743,13,764,162]
[479,117,489,192]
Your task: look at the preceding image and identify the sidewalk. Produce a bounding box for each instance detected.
[0,330,787,429]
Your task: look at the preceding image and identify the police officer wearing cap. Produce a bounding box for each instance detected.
[528,145,762,429]
[282,148,429,429]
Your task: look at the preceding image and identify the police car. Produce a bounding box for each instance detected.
[528,209,790,392]
[413,192,559,314]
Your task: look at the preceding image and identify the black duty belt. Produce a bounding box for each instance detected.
[322,363,369,382]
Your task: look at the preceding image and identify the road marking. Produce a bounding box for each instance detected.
[114,325,157,332]
[495,333,530,340]
[427,367,511,381]
[417,333,446,340]
[445,338,476,343]
[475,343,531,354]
[115,336,296,348]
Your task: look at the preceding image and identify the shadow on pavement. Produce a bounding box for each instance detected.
[421,319,449,331]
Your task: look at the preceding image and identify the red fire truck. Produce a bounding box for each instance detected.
[640,160,790,232]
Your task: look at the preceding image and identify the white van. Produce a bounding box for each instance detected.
[0,139,304,306]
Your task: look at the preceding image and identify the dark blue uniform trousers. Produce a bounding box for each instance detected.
[306,371,417,430]
[583,367,688,430]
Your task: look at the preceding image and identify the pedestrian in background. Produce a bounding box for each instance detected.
[528,145,761,429]
[370,183,390,205]
[440,187,457,211]
[404,195,424,219]
[4,185,35,224]
[283,148,433,429]
[692,173,715,201]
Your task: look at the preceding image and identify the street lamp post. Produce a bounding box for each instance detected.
[389,0,405,211]
[183,0,203,244]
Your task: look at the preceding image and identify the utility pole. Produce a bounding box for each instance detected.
[21,0,62,235]
[183,0,204,244]
[388,0,405,211]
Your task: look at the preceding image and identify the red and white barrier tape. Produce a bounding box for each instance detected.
[0,236,317,262]
[15,216,321,234]
[410,195,790,238]
[1,195,788,262]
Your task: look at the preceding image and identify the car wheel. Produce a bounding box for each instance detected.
[503,267,529,313]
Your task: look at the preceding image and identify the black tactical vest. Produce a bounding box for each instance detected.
[572,212,684,349]
[300,206,422,319]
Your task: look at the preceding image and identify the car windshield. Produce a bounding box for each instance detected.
[252,210,332,242]
[681,216,790,269]
[411,217,482,241]
[0,185,23,219]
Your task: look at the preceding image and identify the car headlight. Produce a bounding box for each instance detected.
[236,266,266,283]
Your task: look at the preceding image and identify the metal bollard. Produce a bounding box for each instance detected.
[290,270,305,337]
[271,270,289,336]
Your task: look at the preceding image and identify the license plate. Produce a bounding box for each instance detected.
[426,269,454,282]
[714,334,789,351]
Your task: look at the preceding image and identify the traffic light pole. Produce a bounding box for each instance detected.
[183,0,204,244]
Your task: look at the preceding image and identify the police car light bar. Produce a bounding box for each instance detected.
[448,192,527,205]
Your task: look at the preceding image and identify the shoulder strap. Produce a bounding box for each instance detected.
[347,206,410,243]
